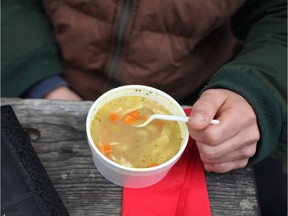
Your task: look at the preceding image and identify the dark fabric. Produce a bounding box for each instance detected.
[1,105,69,216]
[254,157,287,216]
[1,0,63,97]
[204,0,287,163]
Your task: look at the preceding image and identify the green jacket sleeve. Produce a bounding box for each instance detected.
[204,0,287,164]
[1,0,63,97]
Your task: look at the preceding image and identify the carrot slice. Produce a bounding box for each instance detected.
[103,144,112,153]
[124,111,139,125]
[124,110,147,125]
[110,112,119,122]
[129,111,139,118]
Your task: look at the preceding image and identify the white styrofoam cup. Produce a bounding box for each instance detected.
[86,85,189,188]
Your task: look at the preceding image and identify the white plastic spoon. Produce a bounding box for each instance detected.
[133,114,220,127]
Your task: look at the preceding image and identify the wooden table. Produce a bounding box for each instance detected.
[1,98,260,216]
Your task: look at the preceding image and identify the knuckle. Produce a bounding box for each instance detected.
[201,147,221,162]
[254,129,260,142]
[250,135,260,144]
[239,146,256,158]
[249,146,257,158]
[246,110,257,121]
[206,151,218,161]
[237,159,249,169]
[242,107,257,125]
[203,130,222,146]
[203,163,212,172]
[245,150,255,158]
[205,158,250,173]
[208,163,232,173]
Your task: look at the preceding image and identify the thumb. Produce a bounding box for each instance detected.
[189,90,223,130]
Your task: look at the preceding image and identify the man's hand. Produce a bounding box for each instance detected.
[44,86,82,100]
[188,89,260,173]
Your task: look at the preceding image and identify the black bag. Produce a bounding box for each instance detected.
[1,105,69,216]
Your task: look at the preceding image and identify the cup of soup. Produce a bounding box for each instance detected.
[86,85,189,188]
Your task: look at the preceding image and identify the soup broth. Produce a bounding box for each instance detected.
[90,96,183,168]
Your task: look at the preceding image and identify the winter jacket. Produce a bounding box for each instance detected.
[2,0,287,164]
[42,0,245,100]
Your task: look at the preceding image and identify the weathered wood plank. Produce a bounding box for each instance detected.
[1,98,260,215]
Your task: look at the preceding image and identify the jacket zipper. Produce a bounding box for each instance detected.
[107,0,132,79]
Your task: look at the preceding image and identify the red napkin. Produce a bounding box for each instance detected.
[122,109,211,216]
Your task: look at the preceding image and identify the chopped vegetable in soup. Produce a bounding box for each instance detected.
[90,96,183,168]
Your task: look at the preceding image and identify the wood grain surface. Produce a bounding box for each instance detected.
[1,98,260,216]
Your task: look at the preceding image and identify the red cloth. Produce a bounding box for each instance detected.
[122,109,211,216]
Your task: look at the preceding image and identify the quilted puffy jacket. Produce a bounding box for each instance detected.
[2,0,287,164]
[42,0,245,100]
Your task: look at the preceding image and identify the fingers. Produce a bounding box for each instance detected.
[189,90,224,130]
[203,158,250,173]
[188,89,260,173]
[189,111,237,147]
[190,106,258,147]
[196,124,258,173]
[197,134,258,164]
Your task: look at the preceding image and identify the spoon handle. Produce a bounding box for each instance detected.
[152,114,189,122]
[153,115,220,125]
[134,114,220,127]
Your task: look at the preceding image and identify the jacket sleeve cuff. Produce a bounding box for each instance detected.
[22,75,68,98]
[203,68,283,165]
